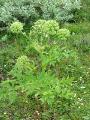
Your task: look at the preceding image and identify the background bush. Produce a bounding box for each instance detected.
[0,0,81,30]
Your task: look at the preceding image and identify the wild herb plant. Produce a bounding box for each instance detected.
[0,8,90,119]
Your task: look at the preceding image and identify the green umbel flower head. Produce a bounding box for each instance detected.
[30,20,60,40]
[10,21,23,34]
[57,28,70,40]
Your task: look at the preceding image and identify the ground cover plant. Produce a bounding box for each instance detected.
[0,0,90,120]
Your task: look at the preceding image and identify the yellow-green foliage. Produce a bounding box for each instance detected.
[10,21,23,34]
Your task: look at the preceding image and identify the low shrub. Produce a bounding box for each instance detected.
[0,0,81,29]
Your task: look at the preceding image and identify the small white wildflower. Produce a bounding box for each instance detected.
[81,103,84,106]
[80,86,85,89]
[4,112,7,115]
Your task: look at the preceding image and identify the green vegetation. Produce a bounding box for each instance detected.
[0,0,90,120]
